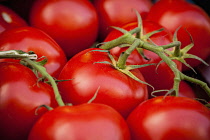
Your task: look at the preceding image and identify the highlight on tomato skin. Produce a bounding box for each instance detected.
[0,4,28,34]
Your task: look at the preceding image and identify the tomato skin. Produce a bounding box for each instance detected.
[28,103,131,140]
[58,48,148,118]
[0,62,58,140]
[0,26,67,78]
[0,4,27,33]
[146,0,210,70]
[93,0,153,40]
[178,81,196,98]
[127,96,210,140]
[104,21,182,96]
[29,0,98,58]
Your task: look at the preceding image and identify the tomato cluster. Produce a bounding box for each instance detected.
[0,0,210,140]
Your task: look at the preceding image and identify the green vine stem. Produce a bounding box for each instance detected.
[100,27,139,50]
[99,32,210,97]
[0,50,37,59]
[22,58,65,106]
[117,39,141,69]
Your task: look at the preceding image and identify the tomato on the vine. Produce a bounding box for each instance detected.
[127,96,210,140]
[146,0,210,70]
[0,4,27,33]
[29,0,98,58]
[0,26,67,78]
[104,20,182,96]
[28,103,131,140]
[0,62,58,140]
[93,0,153,40]
[58,48,148,118]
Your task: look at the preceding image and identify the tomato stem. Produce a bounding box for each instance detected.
[22,58,65,106]
[100,28,139,50]
[117,39,140,69]
[0,50,37,59]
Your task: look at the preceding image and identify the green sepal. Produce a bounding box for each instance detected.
[126,63,156,71]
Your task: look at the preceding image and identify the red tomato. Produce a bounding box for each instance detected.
[0,26,67,78]
[127,96,210,140]
[93,0,153,40]
[0,4,27,33]
[178,81,196,98]
[28,103,131,140]
[29,0,98,58]
[146,0,210,70]
[104,20,182,96]
[58,48,148,118]
[0,62,58,140]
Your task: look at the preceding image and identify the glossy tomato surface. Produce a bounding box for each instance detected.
[28,103,131,140]
[58,48,148,118]
[0,26,67,78]
[146,0,210,70]
[104,20,182,96]
[127,96,210,140]
[0,62,58,140]
[0,4,27,33]
[29,0,98,58]
[93,0,153,40]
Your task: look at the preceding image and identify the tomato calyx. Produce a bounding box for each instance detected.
[165,27,209,73]
[93,47,154,89]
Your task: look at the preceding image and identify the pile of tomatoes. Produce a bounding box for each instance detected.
[0,0,210,140]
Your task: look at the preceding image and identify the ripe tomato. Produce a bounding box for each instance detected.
[127,96,210,140]
[58,48,148,118]
[146,0,210,70]
[93,0,153,40]
[0,4,27,33]
[0,62,58,140]
[29,0,98,58]
[178,81,196,98]
[104,20,182,96]
[28,103,131,140]
[0,26,67,78]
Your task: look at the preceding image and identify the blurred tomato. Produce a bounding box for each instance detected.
[29,0,98,58]
[93,0,153,40]
[0,4,27,33]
